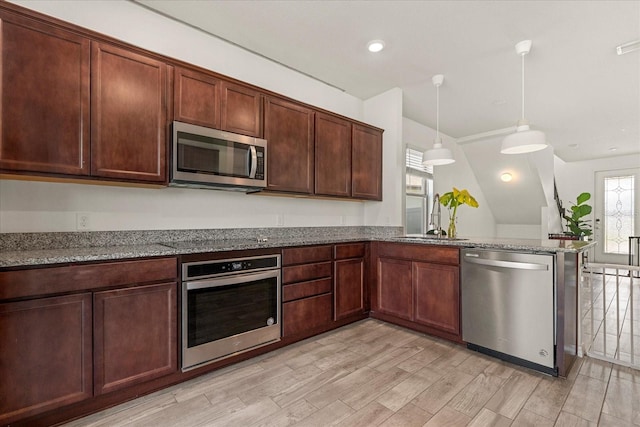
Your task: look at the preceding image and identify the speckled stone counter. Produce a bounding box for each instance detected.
[0,226,400,268]
[0,227,595,268]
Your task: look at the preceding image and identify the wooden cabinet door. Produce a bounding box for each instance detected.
[173,66,220,129]
[91,42,167,182]
[221,81,262,137]
[0,294,92,425]
[282,293,332,337]
[315,112,352,197]
[352,124,382,200]
[413,261,460,335]
[376,257,412,320]
[0,12,90,175]
[334,257,365,320]
[93,282,177,395]
[264,96,314,193]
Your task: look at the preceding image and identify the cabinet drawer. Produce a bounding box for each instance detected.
[282,261,331,284]
[282,245,333,266]
[335,243,365,260]
[282,278,332,302]
[282,293,332,337]
[0,257,178,301]
[376,243,459,265]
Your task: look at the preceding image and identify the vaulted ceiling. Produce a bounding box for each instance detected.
[136,0,640,163]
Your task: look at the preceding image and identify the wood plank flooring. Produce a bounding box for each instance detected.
[63,319,640,427]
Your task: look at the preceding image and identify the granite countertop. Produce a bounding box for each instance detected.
[0,229,596,268]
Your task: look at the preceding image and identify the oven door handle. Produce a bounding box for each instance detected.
[185,269,279,291]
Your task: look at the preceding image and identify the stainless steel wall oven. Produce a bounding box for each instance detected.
[181,254,281,371]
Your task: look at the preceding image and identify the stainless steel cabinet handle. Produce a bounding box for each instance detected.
[464,256,549,270]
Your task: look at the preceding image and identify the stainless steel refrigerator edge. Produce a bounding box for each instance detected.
[461,249,557,374]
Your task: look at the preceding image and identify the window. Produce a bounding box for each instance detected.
[604,175,635,254]
[405,147,433,234]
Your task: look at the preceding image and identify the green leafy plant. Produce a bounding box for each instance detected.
[563,192,592,237]
[440,188,479,237]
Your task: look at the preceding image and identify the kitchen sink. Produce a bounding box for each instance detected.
[398,234,469,241]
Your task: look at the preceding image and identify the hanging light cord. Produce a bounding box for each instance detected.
[521,52,525,121]
[436,83,440,140]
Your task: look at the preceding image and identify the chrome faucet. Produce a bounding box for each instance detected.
[430,193,443,238]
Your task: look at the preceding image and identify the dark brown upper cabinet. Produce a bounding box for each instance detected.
[173,66,220,129]
[264,96,315,194]
[0,11,90,176]
[352,124,383,200]
[0,3,383,197]
[173,68,262,137]
[220,80,262,137]
[91,42,167,183]
[315,112,352,197]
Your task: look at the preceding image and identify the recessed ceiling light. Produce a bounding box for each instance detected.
[609,147,618,152]
[568,143,579,148]
[367,40,385,53]
[492,99,507,106]
[501,172,513,182]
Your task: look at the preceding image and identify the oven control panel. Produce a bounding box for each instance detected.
[183,255,281,280]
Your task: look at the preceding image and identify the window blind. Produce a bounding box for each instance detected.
[406,147,433,176]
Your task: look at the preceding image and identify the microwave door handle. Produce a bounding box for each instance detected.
[248,145,257,178]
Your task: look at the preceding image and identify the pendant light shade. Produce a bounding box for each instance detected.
[501,40,547,155]
[501,122,547,154]
[423,74,455,166]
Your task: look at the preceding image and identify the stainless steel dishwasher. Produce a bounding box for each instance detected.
[461,248,556,375]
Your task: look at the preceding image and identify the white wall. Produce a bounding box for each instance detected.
[0,0,373,233]
[554,153,640,228]
[0,180,369,232]
[403,118,497,238]
[363,88,404,226]
[554,154,640,206]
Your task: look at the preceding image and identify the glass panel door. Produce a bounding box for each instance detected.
[594,168,639,264]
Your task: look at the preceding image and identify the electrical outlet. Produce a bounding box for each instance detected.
[340,215,346,225]
[276,214,284,226]
[76,213,91,231]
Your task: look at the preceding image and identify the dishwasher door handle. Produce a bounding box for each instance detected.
[464,256,549,270]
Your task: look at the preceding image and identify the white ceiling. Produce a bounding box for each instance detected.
[136,0,640,162]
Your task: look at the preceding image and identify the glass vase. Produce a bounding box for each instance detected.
[447,217,457,238]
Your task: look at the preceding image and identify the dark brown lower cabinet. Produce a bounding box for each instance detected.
[376,257,413,321]
[413,261,460,335]
[281,245,333,338]
[282,293,333,337]
[0,293,93,426]
[0,256,178,425]
[372,243,461,341]
[334,258,365,320]
[93,282,177,395]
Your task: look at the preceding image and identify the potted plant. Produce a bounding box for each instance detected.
[440,187,479,238]
[563,192,593,239]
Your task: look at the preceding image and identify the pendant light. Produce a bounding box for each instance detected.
[423,74,455,166]
[501,40,547,154]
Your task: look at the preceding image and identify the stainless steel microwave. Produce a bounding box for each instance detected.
[170,121,267,191]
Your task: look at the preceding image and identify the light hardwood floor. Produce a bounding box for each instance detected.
[63,319,640,427]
